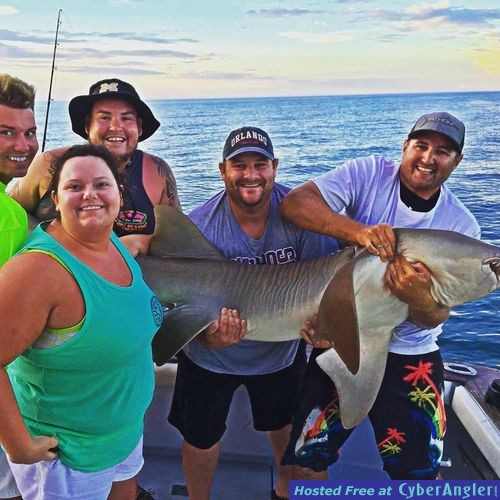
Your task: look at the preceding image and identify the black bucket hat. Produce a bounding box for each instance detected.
[68,78,160,141]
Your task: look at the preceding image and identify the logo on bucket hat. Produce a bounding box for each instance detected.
[68,78,160,142]
[223,126,275,161]
[408,112,465,153]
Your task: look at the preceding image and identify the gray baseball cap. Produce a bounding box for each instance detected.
[408,112,465,153]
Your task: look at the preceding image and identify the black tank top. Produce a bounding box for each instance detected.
[114,150,156,236]
[36,149,156,236]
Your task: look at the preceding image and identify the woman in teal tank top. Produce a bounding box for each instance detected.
[0,145,162,500]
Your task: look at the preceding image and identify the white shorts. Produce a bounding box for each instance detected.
[0,449,20,498]
[8,437,143,500]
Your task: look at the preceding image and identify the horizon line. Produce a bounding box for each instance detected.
[45,89,500,104]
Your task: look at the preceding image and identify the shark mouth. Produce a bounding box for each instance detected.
[484,257,500,279]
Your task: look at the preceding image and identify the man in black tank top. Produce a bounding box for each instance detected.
[12,78,181,256]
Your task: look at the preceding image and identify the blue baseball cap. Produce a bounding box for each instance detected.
[223,126,275,161]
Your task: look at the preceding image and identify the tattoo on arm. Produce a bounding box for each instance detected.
[152,155,181,209]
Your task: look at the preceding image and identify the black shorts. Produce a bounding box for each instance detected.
[283,349,445,479]
[168,343,307,449]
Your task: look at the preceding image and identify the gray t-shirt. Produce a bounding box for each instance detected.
[183,183,338,375]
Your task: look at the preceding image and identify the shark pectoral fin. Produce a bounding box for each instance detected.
[316,327,391,429]
[152,305,215,366]
[317,253,359,375]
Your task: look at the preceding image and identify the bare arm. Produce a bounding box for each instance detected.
[0,254,62,462]
[0,371,58,463]
[122,154,181,257]
[120,234,152,258]
[10,148,66,214]
[151,155,181,209]
[279,181,396,261]
[282,183,447,329]
[385,256,450,328]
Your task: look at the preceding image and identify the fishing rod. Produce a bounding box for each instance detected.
[41,8,62,152]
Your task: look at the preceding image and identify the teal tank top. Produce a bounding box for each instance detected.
[8,222,163,472]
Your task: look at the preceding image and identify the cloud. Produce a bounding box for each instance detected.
[375,33,405,43]
[331,0,377,3]
[0,42,48,59]
[60,64,166,76]
[0,28,205,76]
[0,29,54,44]
[247,8,324,19]
[113,33,199,44]
[0,6,17,15]
[404,0,500,27]
[362,2,500,30]
[0,28,200,49]
[62,31,199,44]
[280,31,353,44]
[60,47,198,60]
[404,0,449,15]
[179,70,276,81]
[109,0,142,5]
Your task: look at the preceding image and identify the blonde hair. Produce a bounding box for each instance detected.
[0,73,36,110]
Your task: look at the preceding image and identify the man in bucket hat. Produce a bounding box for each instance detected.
[279,111,480,481]
[12,78,180,257]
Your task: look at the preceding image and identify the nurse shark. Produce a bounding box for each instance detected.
[138,206,500,429]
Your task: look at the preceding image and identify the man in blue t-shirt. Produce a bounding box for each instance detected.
[168,126,337,499]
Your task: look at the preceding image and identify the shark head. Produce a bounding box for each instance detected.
[395,228,500,308]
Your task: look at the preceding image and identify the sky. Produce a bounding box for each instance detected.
[1,0,499,101]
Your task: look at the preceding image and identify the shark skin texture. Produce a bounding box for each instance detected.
[138,206,500,429]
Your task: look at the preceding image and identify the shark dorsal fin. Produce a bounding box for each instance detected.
[149,205,226,261]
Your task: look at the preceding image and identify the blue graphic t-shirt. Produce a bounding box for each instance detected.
[183,183,338,375]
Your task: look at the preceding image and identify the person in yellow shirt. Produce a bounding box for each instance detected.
[0,73,38,500]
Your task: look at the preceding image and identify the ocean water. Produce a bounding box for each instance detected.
[37,92,499,368]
